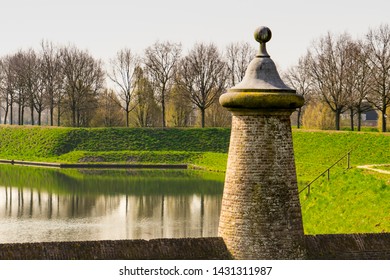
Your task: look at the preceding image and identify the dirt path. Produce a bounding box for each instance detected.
[356,164,390,174]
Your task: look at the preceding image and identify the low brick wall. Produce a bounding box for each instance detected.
[2,234,390,260]
[0,238,232,260]
[305,233,390,259]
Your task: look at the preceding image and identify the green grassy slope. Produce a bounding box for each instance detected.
[293,130,390,183]
[0,126,230,171]
[0,126,231,154]
[292,130,390,234]
[0,126,74,158]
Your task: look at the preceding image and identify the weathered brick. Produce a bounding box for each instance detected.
[218,111,306,259]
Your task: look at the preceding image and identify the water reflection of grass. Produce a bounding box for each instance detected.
[0,165,224,196]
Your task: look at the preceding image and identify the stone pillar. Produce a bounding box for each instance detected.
[218,27,306,259]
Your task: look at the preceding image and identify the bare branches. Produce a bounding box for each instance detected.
[364,24,390,131]
[306,32,355,130]
[225,42,256,87]
[144,41,182,127]
[60,45,105,127]
[108,48,140,127]
[178,43,227,128]
[283,55,314,128]
[40,40,64,126]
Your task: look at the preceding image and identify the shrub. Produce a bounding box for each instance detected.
[302,102,335,130]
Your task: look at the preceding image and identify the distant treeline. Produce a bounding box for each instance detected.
[1,24,390,131]
[284,24,390,132]
[0,40,256,128]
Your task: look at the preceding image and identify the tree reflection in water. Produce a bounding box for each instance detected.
[0,165,223,243]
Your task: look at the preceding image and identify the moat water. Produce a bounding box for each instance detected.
[0,165,224,243]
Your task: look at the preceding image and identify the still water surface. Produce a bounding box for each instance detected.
[0,165,224,243]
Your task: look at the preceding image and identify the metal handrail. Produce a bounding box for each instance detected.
[298,150,352,196]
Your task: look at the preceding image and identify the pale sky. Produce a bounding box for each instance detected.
[1,0,389,72]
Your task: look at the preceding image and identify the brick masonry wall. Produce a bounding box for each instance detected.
[218,112,306,259]
[2,234,390,259]
[0,238,232,260]
[305,233,390,260]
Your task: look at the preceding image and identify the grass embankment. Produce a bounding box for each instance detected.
[0,125,390,234]
[293,130,390,234]
[0,126,230,172]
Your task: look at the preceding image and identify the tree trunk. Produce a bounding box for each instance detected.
[71,102,77,127]
[10,102,13,125]
[30,105,34,125]
[125,103,130,127]
[38,110,42,126]
[357,110,362,132]
[49,97,54,126]
[21,106,25,125]
[57,105,61,127]
[3,105,8,124]
[161,94,166,128]
[297,108,302,129]
[18,104,22,125]
[50,105,54,126]
[335,110,341,130]
[201,107,206,128]
[382,108,387,132]
[19,105,25,125]
[350,108,354,131]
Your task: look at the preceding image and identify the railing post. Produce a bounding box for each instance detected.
[301,150,352,197]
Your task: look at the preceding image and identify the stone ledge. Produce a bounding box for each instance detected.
[2,234,390,260]
[305,233,390,260]
[0,238,232,260]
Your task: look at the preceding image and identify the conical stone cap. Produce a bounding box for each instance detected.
[220,26,304,110]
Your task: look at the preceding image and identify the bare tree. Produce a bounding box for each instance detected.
[0,56,16,124]
[283,55,313,128]
[8,51,29,125]
[41,41,64,126]
[343,40,373,131]
[364,24,390,132]
[307,32,352,130]
[0,58,6,124]
[225,42,256,87]
[178,43,227,128]
[144,41,181,128]
[20,49,43,125]
[108,48,140,127]
[60,45,105,127]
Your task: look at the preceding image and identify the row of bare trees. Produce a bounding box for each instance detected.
[0,43,105,127]
[108,41,255,128]
[284,24,390,132]
[0,40,256,128]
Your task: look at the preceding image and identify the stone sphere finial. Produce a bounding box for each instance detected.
[254,26,272,43]
[254,26,272,57]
